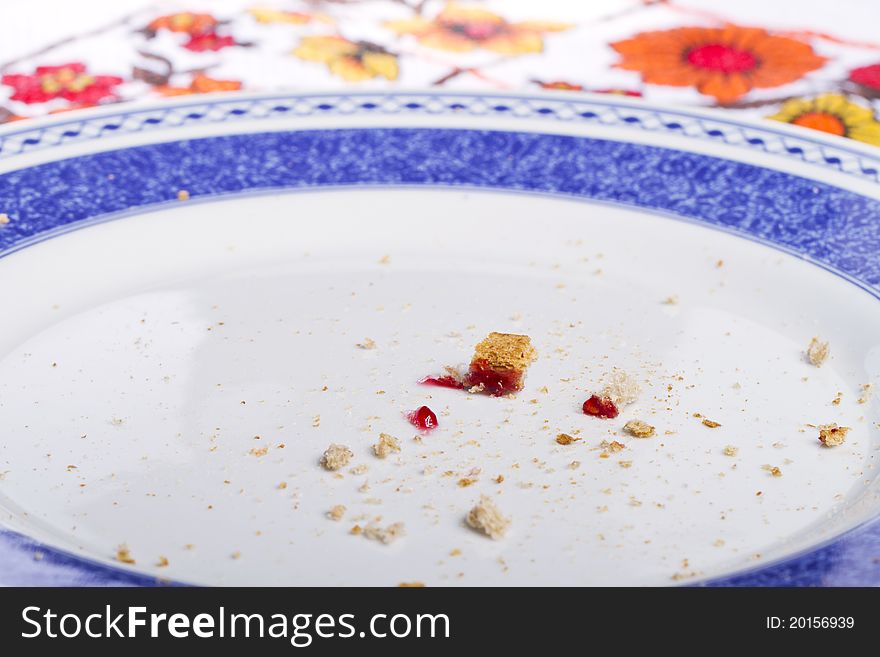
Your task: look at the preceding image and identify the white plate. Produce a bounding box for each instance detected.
[0,91,878,586]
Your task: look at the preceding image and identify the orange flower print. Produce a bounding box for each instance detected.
[155,74,242,97]
[294,36,399,82]
[386,2,570,55]
[146,13,218,37]
[611,25,826,104]
[768,94,880,146]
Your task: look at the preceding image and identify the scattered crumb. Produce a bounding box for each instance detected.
[231,551,241,560]
[248,446,269,457]
[312,415,321,428]
[601,369,640,407]
[115,544,135,565]
[373,433,401,459]
[723,445,739,457]
[450,548,462,556]
[818,423,849,447]
[806,337,829,367]
[600,439,626,453]
[494,475,504,484]
[350,524,362,535]
[327,505,346,521]
[662,295,679,305]
[363,521,405,544]
[762,464,783,477]
[277,481,288,490]
[398,582,425,587]
[858,383,873,404]
[618,460,633,469]
[350,463,369,475]
[623,419,655,438]
[466,495,510,540]
[378,254,391,265]
[555,433,580,445]
[0,213,9,225]
[701,418,721,428]
[538,386,550,394]
[176,189,190,201]
[457,478,477,487]
[356,338,377,350]
[831,391,842,406]
[568,461,581,470]
[156,556,169,568]
[320,444,353,470]
[715,259,724,268]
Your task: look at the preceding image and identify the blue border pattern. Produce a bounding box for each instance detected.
[0,93,878,587]
[2,92,880,183]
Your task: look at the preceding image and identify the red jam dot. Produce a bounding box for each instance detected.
[419,375,465,390]
[407,405,438,430]
[582,395,619,419]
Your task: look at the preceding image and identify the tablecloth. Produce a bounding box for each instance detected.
[0,0,879,146]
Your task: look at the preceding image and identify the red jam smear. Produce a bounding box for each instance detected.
[463,359,523,397]
[582,394,619,419]
[419,375,465,390]
[407,405,438,430]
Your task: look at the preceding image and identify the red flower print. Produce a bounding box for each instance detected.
[182,32,239,52]
[2,63,123,105]
[850,63,880,95]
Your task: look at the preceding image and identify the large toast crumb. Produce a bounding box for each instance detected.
[472,332,537,372]
[623,419,655,438]
[320,444,353,470]
[806,337,829,367]
[818,423,849,447]
[466,495,510,540]
[372,433,401,459]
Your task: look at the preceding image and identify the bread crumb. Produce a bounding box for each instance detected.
[231,551,241,560]
[568,461,581,470]
[378,254,391,265]
[806,337,829,367]
[277,481,287,490]
[357,338,377,350]
[312,415,321,427]
[350,524,362,535]
[156,556,169,568]
[249,446,269,457]
[762,464,783,477]
[600,439,626,453]
[472,332,538,372]
[176,189,190,201]
[858,383,873,404]
[457,478,477,487]
[623,419,655,438]
[398,582,425,587]
[662,295,679,305]
[327,504,346,521]
[0,213,9,225]
[494,474,504,484]
[701,418,721,428]
[115,544,136,565]
[372,433,401,459]
[601,369,640,407]
[831,391,842,405]
[618,460,632,468]
[350,463,369,475]
[466,495,510,540]
[555,433,580,445]
[320,444,353,470]
[363,521,405,544]
[818,423,849,447]
[723,445,739,456]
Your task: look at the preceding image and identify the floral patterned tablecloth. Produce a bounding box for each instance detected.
[1,0,879,146]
